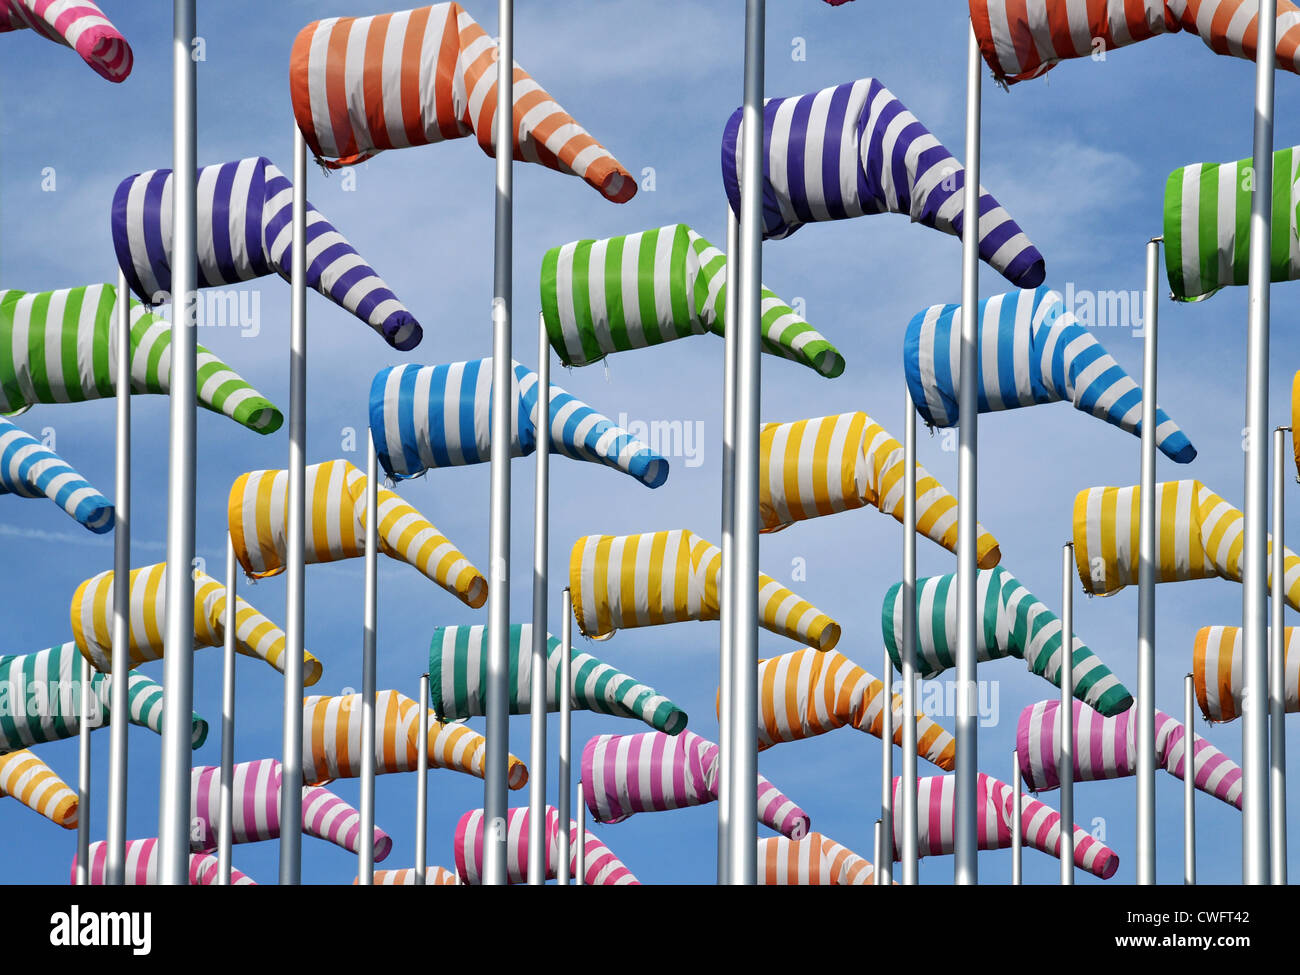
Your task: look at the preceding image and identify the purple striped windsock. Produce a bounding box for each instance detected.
[453,806,639,886]
[74,839,256,885]
[582,730,810,838]
[1016,699,1243,810]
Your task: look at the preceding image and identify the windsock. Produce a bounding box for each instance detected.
[0,0,131,81]
[0,749,77,828]
[289,4,636,203]
[1073,480,1300,612]
[905,287,1195,463]
[971,0,1300,87]
[429,623,686,733]
[760,411,1001,565]
[1018,699,1242,810]
[883,565,1133,716]
[74,840,256,885]
[454,806,639,885]
[0,284,281,433]
[0,642,207,753]
[1194,625,1300,722]
[359,867,459,885]
[540,223,844,378]
[70,563,323,685]
[369,360,668,488]
[746,648,956,769]
[0,416,113,532]
[582,730,810,836]
[895,772,1120,879]
[304,689,528,788]
[721,79,1045,288]
[570,529,840,649]
[112,156,421,350]
[758,832,881,885]
[190,759,392,860]
[227,458,486,608]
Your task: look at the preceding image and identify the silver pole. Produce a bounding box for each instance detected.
[1271,427,1289,884]
[557,588,572,884]
[416,672,429,886]
[873,818,883,883]
[76,655,92,885]
[1184,673,1197,885]
[879,647,893,885]
[358,431,379,886]
[157,0,198,885]
[528,312,550,886]
[575,779,586,886]
[1242,0,1277,887]
[482,0,514,888]
[1059,542,1075,886]
[1011,750,1022,885]
[106,269,130,886]
[727,0,764,888]
[900,387,919,885]
[217,534,237,885]
[954,22,982,886]
[718,206,739,885]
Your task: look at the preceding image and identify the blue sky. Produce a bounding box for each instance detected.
[1,0,1297,885]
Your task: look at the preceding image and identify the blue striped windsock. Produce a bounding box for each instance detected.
[111,156,420,350]
[369,360,667,487]
[0,416,112,533]
[905,287,1195,464]
[722,78,1045,288]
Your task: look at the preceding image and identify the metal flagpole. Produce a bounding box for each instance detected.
[416,673,430,886]
[1241,0,1278,887]
[728,0,764,888]
[1184,673,1197,885]
[575,780,586,886]
[483,0,515,888]
[873,819,883,882]
[76,656,92,885]
[1059,543,1075,886]
[158,0,199,885]
[557,588,572,884]
[1271,426,1289,884]
[528,312,551,886]
[106,269,130,886]
[218,534,237,885]
[1011,751,1022,885]
[954,21,982,887]
[717,207,739,885]
[900,386,919,885]
[358,431,379,886]
[879,648,893,885]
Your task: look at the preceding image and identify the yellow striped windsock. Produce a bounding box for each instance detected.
[760,412,1001,569]
[569,529,840,649]
[1073,480,1300,611]
[757,831,882,885]
[228,459,486,608]
[1194,625,1300,723]
[0,749,77,829]
[1293,374,1300,481]
[70,562,322,685]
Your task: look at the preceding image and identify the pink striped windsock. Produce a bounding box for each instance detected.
[758,831,881,885]
[74,839,256,885]
[0,0,132,81]
[1017,699,1243,809]
[359,867,459,885]
[582,730,810,838]
[453,806,639,885]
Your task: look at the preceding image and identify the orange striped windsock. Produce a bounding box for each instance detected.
[569,529,840,650]
[0,749,77,828]
[1194,625,1300,723]
[758,831,883,885]
[228,459,486,608]
[289,4,635,203]
[760,412,1001,568]
[358,867,460,885]
[303,689,527,789]
[70,562,322,685]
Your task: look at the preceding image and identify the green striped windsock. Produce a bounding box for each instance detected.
[1164,146,1300,302]
[881,566,1132,717]
[429,623,687,734]
[540,223,844,378]
[0,284,281,433]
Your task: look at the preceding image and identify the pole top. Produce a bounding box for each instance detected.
[1149,235,1164,245]
[421,672,430,679]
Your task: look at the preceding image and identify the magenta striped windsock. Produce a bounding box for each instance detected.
[758,831,881,885]
[581,730,810,838]
[892,772,1120,879]
[0,0,132,81]
[453,806,639,885]
[1017,699,1242,809]
[73,839,256,885]
[189,759,391,860]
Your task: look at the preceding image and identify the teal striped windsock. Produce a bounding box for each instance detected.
[881,565,1132,717]
[0,416,113,532]
[1164,146,1300,302]
[0,284,281,434]
[540,223,844,378]
[429,623,687,734]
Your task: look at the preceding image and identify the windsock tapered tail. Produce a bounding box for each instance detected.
[1195,626,1300,723]
[70,563,323,685]
[582,730,811,837]
[760,411,1001,565]
[454,806,639,886]
[894,772,1120,879]
[0,749,77,828]
[303,690,528,789]
[191,759,392,860]
[744,648,956,770]
[0,0,131,81]
[721,78,1045,288]
[971,0,1300,86]
[290,3,636,204]
[358,867,460,885]
[882,566,1133,716]
[569,529,840,649]
[0,416,112,532]
[112,156,421,350]
[906,287,1195,463]
[74,840,256,885]
[228,458,486,608]
[541,223,844,377]
[758,832,882,885]
[429,623,686,733]
[1073,480,1300,612]
[369,360,668,488]
[1018,699,1243,810]
[0,285,281,433]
